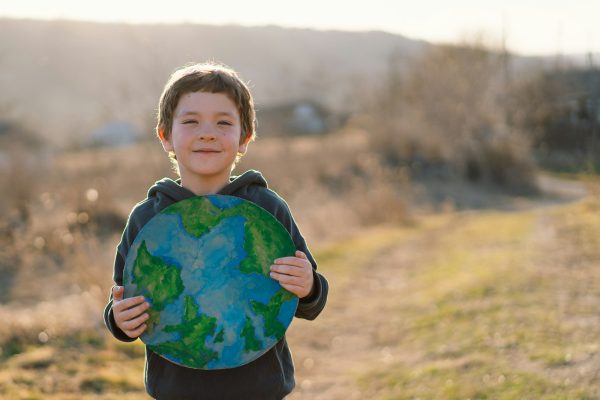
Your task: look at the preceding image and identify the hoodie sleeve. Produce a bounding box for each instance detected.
[103,204,148,342]
[263,190,329,321]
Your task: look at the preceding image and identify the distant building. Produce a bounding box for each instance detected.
[257,100,347,136]
[88,121,141,148]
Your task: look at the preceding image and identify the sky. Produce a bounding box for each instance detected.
[1,0,598,56]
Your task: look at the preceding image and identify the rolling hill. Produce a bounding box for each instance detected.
[0,18,427,145]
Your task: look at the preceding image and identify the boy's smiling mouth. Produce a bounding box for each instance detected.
[193,149,221,153]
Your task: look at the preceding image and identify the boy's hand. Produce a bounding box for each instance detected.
[270,251,314,299]
[112,286,150,338]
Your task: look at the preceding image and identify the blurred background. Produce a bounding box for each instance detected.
[1,1,599,399]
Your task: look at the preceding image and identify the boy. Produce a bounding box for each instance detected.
[103,62,329,399]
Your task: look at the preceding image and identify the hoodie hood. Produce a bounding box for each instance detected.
[219,170,268,196]
[146,169,268,206]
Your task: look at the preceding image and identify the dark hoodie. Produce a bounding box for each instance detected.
[103,170,328,400]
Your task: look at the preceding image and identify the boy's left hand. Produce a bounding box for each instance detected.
[270,250,314,299]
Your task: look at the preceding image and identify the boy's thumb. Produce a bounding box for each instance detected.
[296,250,307,259]
[112,286,124,300]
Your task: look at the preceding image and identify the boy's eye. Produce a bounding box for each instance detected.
[218,121,232,126]
[182,120,197,124]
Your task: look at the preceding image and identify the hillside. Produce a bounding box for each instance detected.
[0,18,427,145]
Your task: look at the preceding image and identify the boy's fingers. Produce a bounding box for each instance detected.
[271,264,299,276]
[112,295,146,312]
[273,258,310,270]
[120,302,150,321]
[280,282,303,296]
[270,271,303,285]
[274,256,306,266]
[122,313,150,331]
[126,323,147,339]
[295,250,307,259]
[112,286,124,301]
[270,264,311,277]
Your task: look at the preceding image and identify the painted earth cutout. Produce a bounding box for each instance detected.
[123,195,298,369]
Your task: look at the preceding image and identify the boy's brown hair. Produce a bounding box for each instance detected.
[156,62,256,145]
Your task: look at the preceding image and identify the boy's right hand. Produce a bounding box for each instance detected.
[112,286,150,338]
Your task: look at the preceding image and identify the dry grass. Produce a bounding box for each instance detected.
[240,128,412,242]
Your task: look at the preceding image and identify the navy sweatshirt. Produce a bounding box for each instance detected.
[103,170,329,399]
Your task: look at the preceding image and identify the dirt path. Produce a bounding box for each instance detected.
[526,194,600,393]
[287,175,593,399]
[287,218,461,399]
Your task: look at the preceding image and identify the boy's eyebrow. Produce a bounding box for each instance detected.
[177,110,236,118]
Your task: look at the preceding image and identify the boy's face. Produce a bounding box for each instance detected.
[161,91,248,191]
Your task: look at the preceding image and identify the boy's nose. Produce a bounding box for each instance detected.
[197,124,217,140]
[199,132,216,141]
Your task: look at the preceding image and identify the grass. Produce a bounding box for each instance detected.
[355,198,600,399]
[313,214,452,274]
[313,226,412,273]
[363,362,591,400]
[0,328,147,400]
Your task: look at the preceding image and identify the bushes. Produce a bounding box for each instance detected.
[509,67,600,172]
[363,41,538,195]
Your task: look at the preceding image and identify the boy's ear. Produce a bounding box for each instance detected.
[159,129,174,153]
[238,134,251,155]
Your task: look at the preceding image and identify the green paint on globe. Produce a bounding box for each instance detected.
[132,241,185,333]
[164,198,295,276]
[241,316,262,352]
[123,195,300,369]
[214,328,225,344]
[251,291,292,339]
[156,295,219,368]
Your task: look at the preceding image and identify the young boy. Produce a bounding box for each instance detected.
[103,62,329,399]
